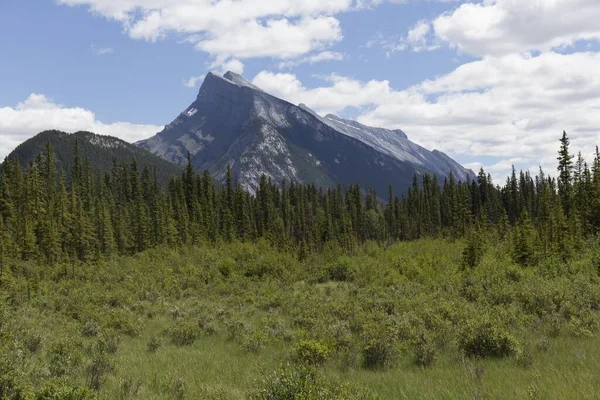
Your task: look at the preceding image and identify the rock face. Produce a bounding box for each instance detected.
[137,71,474,194]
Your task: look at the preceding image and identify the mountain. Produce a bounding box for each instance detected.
[5,130,182,185]
[137,71,474,194]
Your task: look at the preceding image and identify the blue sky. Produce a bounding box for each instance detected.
[1,0,600,182]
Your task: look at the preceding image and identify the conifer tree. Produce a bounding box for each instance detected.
[557,131,574,214]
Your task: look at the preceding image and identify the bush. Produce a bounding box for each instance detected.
[226,320,252,341]
[293,340,331,366]
[218,258,236,278]
[197,314,218,336]
[323,257,354,282]
[536,337,550,352]
[593,256,600,277]
[169,376,186,400]
[147,336,161,353]
[241,332,267,354]
[459,319,520,358]
[119,377,142,399]
[48,340,82,378]
[462,233,485,270]
[82,320,100,338]
[362,323,398,370]
[515,345,534,369]
[35,381,95,400]
[250,364,378,400]
[413,333,437,367]
[168,322,198,346]
[24,332,43,353]
[86,354,113,390]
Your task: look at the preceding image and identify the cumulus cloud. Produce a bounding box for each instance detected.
[0,94,163,159]
[57,0,355,68]
[184,75,204,88]
[366,20,440,55]
[432,0,600,57]
[252,52,600,182]
[253,71,393,115]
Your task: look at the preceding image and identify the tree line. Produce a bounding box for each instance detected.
[0,131,599,270]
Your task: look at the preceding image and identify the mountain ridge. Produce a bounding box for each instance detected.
[137,71,474,194]
[5,130,182,185]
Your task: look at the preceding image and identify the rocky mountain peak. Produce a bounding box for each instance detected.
[138,71,474,194]
[223,71,263,91]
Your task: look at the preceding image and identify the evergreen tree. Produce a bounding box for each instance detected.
[557,131,574,214]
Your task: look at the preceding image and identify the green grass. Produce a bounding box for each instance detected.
[1,236,600,399]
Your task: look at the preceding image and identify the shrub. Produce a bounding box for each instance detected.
[323,257,354,282]
[459,319,520,358]
[82,320,100,338]
[362,323,398,370]
[413,333,437,367]
[250,364,378,400]
[86,354,113,390]
[24,332,43,353]
[168,322,198,346]
[462,233,485,270]
[218,258,236,278]
[169,376,185,400]
[105,335,120,355]
[515,345,534,369]
[147,336,161,353]
[293,340,331,366]
[35,381,95,400]
[49,340,82,378]
[119,377,142,399]
[197,314,218,336]
[226,320,252,341]
[536,337,550,352]
[593,256,600,277]
[241,332,267,354]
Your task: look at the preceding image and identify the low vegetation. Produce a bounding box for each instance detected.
[1,234,600,399]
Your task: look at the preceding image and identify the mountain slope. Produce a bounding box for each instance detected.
[5,130,182,185]
[138,71,473,194]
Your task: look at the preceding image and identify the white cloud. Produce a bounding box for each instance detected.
[195,17,342,60]
[252,71,393,115]
[432,0,600,57]
[95,47,114,55]
[184,75,204,88]
[0,94,163,159]
[367,20,439,54]
[251,51,600,182]
[222,58,244,74]
[278,51,344,69]
[57,0,355,67]
[185,58,245,88]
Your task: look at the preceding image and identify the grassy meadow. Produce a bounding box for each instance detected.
[2,235,600,399]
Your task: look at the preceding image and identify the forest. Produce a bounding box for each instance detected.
[1,131,600,399]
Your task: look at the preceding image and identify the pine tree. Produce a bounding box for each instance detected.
[557,131,574,214]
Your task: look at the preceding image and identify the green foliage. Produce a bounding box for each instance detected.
[459,318,520,358]
[168,322,199,346]
[413,333,438,367]
[361,321,399,370]
[250,365,379,400]
[293,340,332,366]
[323,257,354,282]
[85,353,113,391]
[35,381,95,400]
[461,231,485,269]
[146,336,161,353]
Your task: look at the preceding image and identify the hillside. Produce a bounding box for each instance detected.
[3,130,182,184]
